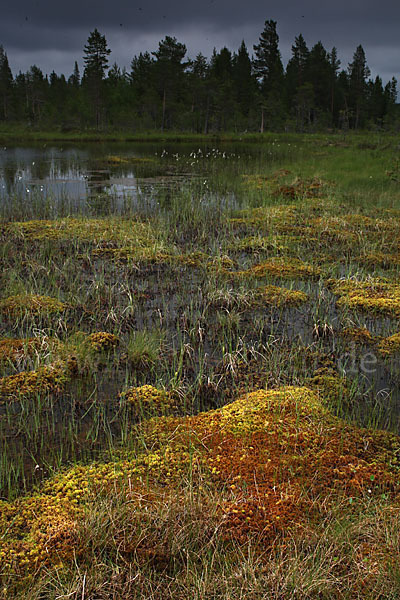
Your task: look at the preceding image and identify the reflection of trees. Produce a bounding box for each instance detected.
[86,163,114,215]
[87,166,111,196]
[2,162,18,194]
[31,157,51,181]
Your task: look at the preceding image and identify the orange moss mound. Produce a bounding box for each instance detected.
[0,337,40,362]
[1,386,399,578]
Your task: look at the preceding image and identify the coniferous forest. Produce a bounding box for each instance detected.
[0,20,398,133]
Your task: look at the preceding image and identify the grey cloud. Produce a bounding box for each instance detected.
[2,0,400,82]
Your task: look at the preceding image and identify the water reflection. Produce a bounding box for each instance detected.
[0,144,195,216]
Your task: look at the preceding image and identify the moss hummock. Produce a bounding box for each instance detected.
[261,284,309,307]
[1,385,400,580]
[225,258,320,280]
[0,294,67,317]
[329,279,400,317]
[0,362,70,400]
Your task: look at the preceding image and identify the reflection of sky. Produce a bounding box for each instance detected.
[0,147,145,205]
[0,143,231,216]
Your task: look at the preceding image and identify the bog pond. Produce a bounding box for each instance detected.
[1,136,400,499]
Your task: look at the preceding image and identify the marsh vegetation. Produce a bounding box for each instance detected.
[2,133,400,598]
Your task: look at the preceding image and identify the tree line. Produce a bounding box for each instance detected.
[0,20,398,132]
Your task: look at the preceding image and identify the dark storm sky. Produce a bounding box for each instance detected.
[1,0,399,83]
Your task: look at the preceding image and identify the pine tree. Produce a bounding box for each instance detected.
[0,46,13,120]
[82,29,111,128]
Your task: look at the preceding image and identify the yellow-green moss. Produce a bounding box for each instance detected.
[261,285,309,307]
[330,279,400,317]
[377,333,400,356]
[307,368,351,406]
[8,217,155,246]
[230,204,298,227]
[91,247,212,269]
[359,251,400,269]
[90,247,172,263]
[87,332,119,351]
[121,384,178,414]
[341,327,376,345]
[226,235,289,254]
[0,362,70,400]
[227,258,320,280]
[0,294,67,317]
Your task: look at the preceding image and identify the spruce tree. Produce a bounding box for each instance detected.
[348,45,370,128]
[253,20,284,130]
[82,28,111,128]
[286,34,310,126]
[286,34,309,99]
[187,53,209,133]
[307,42,331,118]
[151,36,187,130]
[232,41,256,119]
[0,46,13,120]
[253,20,284,94]
[209,47,235,130]
[328,47,341,122]
[68,61,80,87]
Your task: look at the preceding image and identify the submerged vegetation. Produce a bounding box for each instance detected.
[2,134,400,598]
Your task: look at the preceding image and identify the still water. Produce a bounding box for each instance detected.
[0,140,302,219]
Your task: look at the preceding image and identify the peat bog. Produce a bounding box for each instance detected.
[2,134,400,598]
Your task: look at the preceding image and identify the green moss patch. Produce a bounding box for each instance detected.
[0,294,67,317]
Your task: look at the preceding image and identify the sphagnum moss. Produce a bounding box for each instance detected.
[87,332,119,351]
[7,217,154,245]
[0,294,67,317]
[224,257,320,280]
[261,284,309,307]
[120,384,179,414]
[0,362,70,400]
[329,279,400,317]
[2,385,400,581]
[377,332,400,356]
[0,337,40,362]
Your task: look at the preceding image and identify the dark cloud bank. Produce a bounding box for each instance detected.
[2,0,399,82]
